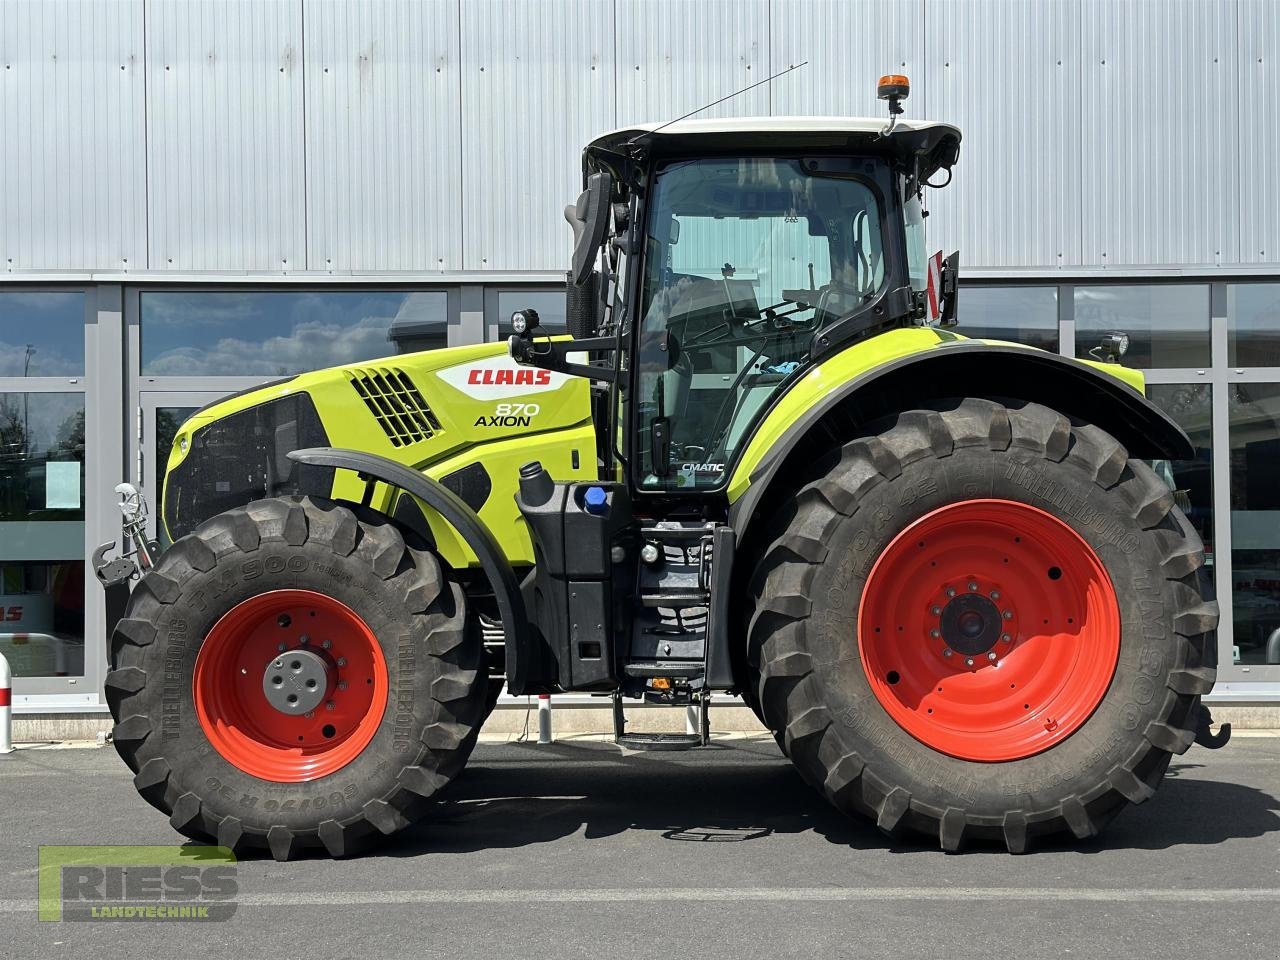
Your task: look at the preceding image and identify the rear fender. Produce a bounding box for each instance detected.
[728,335,1193,542]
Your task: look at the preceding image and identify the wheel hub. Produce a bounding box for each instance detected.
[262,647,334,716]
[939,591,1003,657]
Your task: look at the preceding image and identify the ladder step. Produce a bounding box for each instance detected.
[623,662,704,678]
[616,732,703,752]
[638,592,708,607]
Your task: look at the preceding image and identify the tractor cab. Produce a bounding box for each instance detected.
[511,104,961,500]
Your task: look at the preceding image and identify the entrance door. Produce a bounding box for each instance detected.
[138,392,225,546]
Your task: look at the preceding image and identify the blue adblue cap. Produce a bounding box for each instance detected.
[583,486,609,515]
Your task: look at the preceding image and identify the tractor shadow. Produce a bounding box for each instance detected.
[382,739,1280,857]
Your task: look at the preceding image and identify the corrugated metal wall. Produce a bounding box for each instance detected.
[1,0,1276,275]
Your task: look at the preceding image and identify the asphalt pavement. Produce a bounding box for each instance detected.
[2,733,1279,959]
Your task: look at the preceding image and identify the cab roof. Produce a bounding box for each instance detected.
[587,116,962,180]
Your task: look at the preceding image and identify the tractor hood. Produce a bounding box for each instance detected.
[160,340,593,545]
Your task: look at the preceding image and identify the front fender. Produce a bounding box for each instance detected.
[728,329,1191,536]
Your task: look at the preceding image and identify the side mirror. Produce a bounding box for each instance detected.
[565,270,600,340]
[939,250,960,327]
[565,171,613,286]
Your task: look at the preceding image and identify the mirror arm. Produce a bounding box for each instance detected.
[508,335,618,384]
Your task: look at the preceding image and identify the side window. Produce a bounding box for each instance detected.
[903,184,928,293]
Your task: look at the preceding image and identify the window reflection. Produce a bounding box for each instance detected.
[1228,283,1280,367]
[497,290,567,336]
[1147,383,1214,559]
[956,286,1058,351]
[1075,285,1209,368]
[0,392,86,678]
[0,290,85,376]
[1229,383,1280,666]
[141,290,448,376]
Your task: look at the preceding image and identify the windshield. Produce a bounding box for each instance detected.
[635,156,886,490]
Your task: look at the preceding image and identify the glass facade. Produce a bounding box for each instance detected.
[0,392,86,679]
[955,286,1058,352]
[4,277,1280,707]
[140,290,449,375]
[1075,284,1210,368]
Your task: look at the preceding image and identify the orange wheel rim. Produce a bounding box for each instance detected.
[856,499,1120,762]
[193,589,388,782]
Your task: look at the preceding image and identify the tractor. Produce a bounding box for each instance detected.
[95,76,1226,859]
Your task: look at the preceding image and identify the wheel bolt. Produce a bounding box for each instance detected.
[337,681,347,691]
[965,657,974,667]
[304,710,314,718]
[325,701,336,711]
[987,652,998,661]
[943,648,953,657]
[931,606,942,616]
[277,643,286,652]
[1002,610,1013,620]
[990,591,1000,601]
[299,634,310,645]
[1001,633,1012,642]
[930,629,941,638]
[946,588,956,598]
[273,658,284,669]
[321,639,331,649]
[336,657,347,667]
[967,581,978,592]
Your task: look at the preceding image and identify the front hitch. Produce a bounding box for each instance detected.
[92,483,159,653]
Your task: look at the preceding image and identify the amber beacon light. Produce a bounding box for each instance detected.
[877,74,910,115]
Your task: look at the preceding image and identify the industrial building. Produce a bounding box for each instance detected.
[1,0,1278,722]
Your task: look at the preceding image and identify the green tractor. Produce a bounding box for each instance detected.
[96,77,1225,859]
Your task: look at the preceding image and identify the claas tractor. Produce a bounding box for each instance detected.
[95,76,1226,860]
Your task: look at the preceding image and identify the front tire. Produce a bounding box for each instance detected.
[105,496,486,860]
[748,399,1217,852]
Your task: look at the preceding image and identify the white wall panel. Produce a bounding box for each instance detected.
[1079,0,1238,267]
[304,0,461,272]
[925,0,1081,268]
[460,0,614,271]
[1239,0,1279,264]
[0,0,146,271]
[770,0,924,117]
[615,0,769,126]
[146,0,306,271]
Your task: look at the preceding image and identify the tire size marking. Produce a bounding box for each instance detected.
[393,636,416,753]
[162,618,190,741]
[205,777,359,811]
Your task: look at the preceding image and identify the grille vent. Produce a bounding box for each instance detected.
[348,367,442,447]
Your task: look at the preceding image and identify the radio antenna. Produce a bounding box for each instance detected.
[625,60,809,147]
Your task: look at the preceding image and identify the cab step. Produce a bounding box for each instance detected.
[612,690,710,751]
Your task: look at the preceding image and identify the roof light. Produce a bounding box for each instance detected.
[877,74,910,115]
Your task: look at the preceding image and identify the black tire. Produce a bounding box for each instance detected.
[747,399,1217,852]
[105,496,486,861]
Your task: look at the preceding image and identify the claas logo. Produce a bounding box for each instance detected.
[466,368,551,386]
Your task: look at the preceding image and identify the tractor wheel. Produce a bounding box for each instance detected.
[748,399,1217,852]
[105,496,485,861]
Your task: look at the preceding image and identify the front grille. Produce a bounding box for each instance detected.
[164,392,329,541]
[348,367,442,447]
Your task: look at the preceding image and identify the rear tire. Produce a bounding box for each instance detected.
[105,496,486,860]
[748,399,1217,852]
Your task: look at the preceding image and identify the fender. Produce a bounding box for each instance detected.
[288,448,534,692]
[728,338,1194,540]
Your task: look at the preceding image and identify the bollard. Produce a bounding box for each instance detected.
[0,651,13,755]
[537,693,553,744]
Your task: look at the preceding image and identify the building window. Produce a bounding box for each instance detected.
[1228,283,1280,367]
[954,286,1058,351]
[1228,383,1280,666]
[494,289,567,338]
[0,290,86,376]
[1074,284,1210,368]
[1147,383,1214,560]
[0,392,86,679]
[140,290,448,376]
